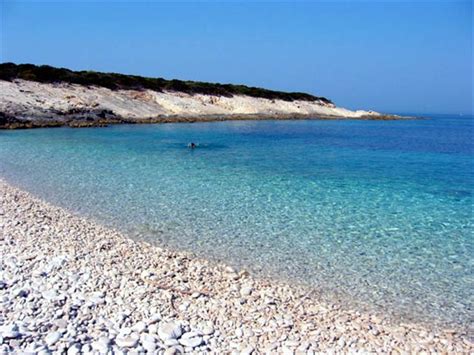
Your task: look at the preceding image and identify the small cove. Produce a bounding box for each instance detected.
[1,115,472,328]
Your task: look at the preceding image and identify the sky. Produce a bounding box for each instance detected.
[0,0,472,115]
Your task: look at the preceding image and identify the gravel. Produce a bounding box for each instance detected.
[0,179,472,353]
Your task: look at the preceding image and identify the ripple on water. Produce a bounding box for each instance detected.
[0,116,473,328]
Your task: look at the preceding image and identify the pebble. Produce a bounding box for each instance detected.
[42,290,58,301]
[0,324,20,339]
[240,286,253,297]
[66,343,81,355]
[264,342,279,352]
[132,321,147,333]
[201,325,214,335]
[88,291,105,305]
[12,287,29,298]
[148,324,159,334]
[240,344,255,355]
[164,338,180,347]
[337,337,346,348]
[178,334,203,348]
[82,344,92,353]
[147,314,161,325]
[158,322,182,341]
[141,340,157,353]
[225,266,236,274]
[91,337,111,353]
[163,348,178,355]
[0,179,471,354]
[115,333,139,348]
[44,331,61,346]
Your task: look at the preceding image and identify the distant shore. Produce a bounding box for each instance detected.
[0,178,471,353]
[1,63,406,130]
[0,112,405,130]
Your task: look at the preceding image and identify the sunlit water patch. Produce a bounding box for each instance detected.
[0,115,472,327]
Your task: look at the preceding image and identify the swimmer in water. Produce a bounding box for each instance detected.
[188,142,197,149]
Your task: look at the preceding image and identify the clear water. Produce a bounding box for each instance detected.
[0,115,473,328]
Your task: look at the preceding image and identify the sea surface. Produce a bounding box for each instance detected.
[0,114,473,327]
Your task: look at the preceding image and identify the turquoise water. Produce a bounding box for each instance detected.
[0,115,473,327]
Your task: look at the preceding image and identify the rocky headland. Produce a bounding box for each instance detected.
[0,63,402,129]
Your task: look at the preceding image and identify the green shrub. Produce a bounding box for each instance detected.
[0,62,332,104]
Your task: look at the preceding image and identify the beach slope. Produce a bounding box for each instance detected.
[0,179,471,353]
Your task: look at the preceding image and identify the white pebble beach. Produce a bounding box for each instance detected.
[0,179,472,354]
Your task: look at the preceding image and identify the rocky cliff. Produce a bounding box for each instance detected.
[0,63,397,129]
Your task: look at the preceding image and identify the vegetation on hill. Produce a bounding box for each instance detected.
[0,63,332,104]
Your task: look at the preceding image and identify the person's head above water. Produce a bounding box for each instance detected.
[188,142,197,149]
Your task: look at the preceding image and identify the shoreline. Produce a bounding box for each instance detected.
[0,113,408,130]
[0,179,472,353]
[1,76,408,130]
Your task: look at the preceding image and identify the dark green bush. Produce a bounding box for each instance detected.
[0,62,332,104]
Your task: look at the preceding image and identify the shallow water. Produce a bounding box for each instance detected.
[0,115,473,327]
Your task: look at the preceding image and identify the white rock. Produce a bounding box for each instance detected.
[178,330,194,338]
[240,286,253,297]
[44,331,61,346]
[178,302,190,312]
[118,327,132,336]
[132,321,147,333]
[147,314,161,325]
[141,339,157,353]
[66,343,81,355]
[140,333,156,344]
[200,323,214,336]
[24,343,38,352]
[82,344,92,353]
[87,291,105,305]
[12,287,29,298]
[42,289,58,301]
[264,342,278,352]
[225,266,236,273]
[240,345,255,355]
[164,339,179,346]
[178,335,203,348]
[115,333,139,348]
[297,342,310,352]
[337,337,346,348]
[46,255,68,272]
[0,324,20,339]
[91,337,111,353]
[0,79,380,126]
[148,324,159,334]
[158,322,182,341]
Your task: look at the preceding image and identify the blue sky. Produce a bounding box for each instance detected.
[1,1,472,115]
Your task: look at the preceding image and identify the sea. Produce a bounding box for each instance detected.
[1,114,472,328]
